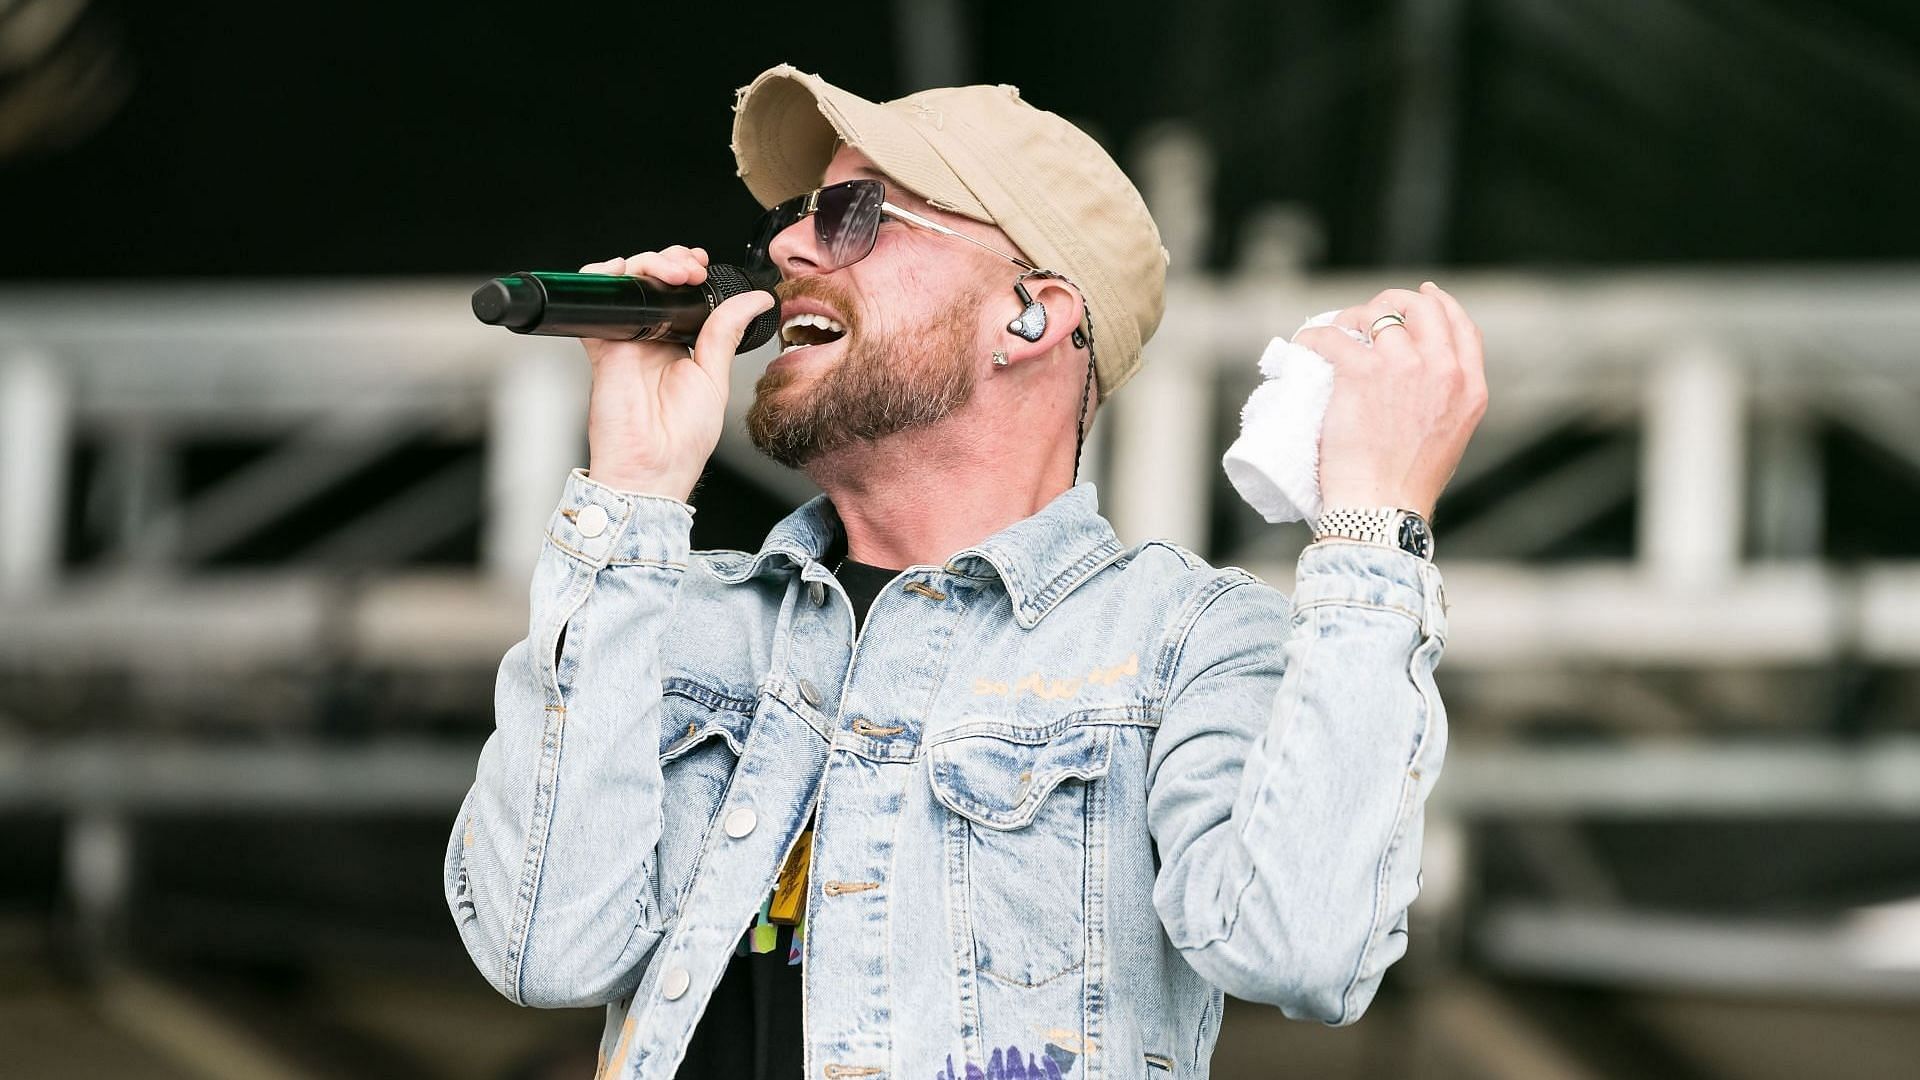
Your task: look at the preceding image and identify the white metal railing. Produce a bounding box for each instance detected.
[6,267,1920,666]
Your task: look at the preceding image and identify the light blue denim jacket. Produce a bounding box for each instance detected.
[446,469,1448,1080]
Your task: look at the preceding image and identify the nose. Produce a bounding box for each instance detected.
[766,215,825,279]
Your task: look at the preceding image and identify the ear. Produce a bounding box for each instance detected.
[1001,277,1086,364]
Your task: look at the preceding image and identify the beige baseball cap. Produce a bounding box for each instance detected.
[730,63,1169,401]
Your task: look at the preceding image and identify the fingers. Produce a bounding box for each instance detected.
[1302,290,1426,365]
[1293,324,1376,365]
[628,245,709,286]
[1331,298,1403,341]
[1301,282,1482,404]
[1423,280,1488,413]
[1421,281,1480,368]
[1347,288,1452,352]
[690,289,779,384]
[578,245,710,285]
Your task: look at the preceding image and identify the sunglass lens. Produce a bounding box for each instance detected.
[815,180,884,270]
[741,179,886,283]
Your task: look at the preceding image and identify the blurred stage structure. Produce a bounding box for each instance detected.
[4,157,1920,1080]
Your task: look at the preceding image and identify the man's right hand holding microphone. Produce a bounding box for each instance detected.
[575,245,778,503]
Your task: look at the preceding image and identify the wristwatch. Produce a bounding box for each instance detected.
[1312,507,1434,561]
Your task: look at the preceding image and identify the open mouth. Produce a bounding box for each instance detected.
[779,312,848,354]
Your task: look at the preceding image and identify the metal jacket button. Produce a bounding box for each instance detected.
[798,679,822,707]
[724,807,757,838]
[807,580,827,607]
[575,503,609,538]
[662,966,690,1000]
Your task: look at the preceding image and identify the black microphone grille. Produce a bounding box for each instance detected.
[704,264,781,352]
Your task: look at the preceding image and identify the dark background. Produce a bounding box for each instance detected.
[7,0,1918,280]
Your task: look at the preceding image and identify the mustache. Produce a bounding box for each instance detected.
[773,277,861,330]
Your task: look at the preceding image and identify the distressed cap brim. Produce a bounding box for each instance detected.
[732,65,991,223]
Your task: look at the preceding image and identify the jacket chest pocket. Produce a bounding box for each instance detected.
[928,721,1114,989]
[654,678,753,923]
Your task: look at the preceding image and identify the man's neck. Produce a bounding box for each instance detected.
[805,422,1075,571]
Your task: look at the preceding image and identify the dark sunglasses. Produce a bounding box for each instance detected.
[743,178,1035,284]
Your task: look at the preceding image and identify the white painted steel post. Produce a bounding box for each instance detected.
[67,808,131,962]
[1106,322,1212,552]
[484,351,586,587]
[1110,125,1214,552]
[1640,343,1744,588]
[0,350,70,597]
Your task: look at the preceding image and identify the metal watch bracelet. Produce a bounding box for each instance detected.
[1311,507,1435,561]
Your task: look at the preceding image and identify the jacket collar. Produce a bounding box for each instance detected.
[948,483,1125,628]
[705,482,1123,629]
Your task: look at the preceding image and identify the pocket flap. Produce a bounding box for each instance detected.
[928,722,1114,830]
[658,676,755,760]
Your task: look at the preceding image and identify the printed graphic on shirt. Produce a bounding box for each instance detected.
[935,1042,1077,1080]
[735,895,803,966]
[768,828,812,923]
[971,653,1137,702]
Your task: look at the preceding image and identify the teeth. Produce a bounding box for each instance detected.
[771,309,848,345]
[779,312,847,347]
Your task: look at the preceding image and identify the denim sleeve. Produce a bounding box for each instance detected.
[444,468,693,1008]
[1146,540,1448,1025]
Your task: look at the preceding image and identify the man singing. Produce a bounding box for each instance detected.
[446,63,1486,1080]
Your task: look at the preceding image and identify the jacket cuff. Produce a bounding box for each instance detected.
[1293,540,1447,641]
[544,467,694,570]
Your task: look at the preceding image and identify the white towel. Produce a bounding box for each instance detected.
[1220,309,1368,524]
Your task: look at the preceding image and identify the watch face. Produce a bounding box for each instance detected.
[1397,514,1432,558]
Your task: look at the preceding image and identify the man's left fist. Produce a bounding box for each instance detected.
[1293,281,1488,521]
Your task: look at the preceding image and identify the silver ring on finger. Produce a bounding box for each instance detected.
[1368,311,1409,339]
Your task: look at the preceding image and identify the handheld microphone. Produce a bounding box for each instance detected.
[471,265,782,351]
